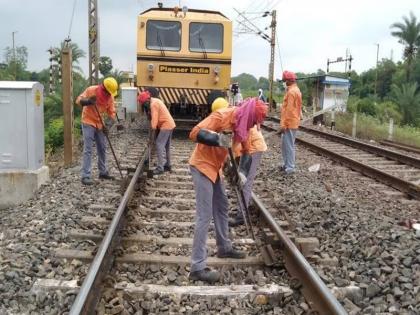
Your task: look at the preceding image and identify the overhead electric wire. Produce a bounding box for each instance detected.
[66,0,78,40]
[275,29,284,73]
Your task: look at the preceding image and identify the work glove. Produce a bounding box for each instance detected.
[102,126,108,136]
[238,172,247,187]
[80,97,95,107]
[196,129,232,148]
[238,153,252,187]
[148,129,156,146]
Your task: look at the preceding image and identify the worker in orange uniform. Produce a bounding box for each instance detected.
[76,77,118,185]
[138,90,176,175]
[280,71,302,174]
[229,125,267,226]
[188,97,268,283]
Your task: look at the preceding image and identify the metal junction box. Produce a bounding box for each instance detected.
[121,87,138,113]
[0,81,45,170]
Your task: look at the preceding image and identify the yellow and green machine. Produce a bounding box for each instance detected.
[137,6,232,121]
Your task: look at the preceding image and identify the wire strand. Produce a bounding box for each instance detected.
[67,0,78,40]
[275,28,284,73]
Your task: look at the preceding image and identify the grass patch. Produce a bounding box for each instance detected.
[331,112,420,147]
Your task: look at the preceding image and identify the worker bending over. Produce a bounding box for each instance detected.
[138,91,176,175]
[76,77,118,185]
[188,97,268,283]
[280,71,302,174]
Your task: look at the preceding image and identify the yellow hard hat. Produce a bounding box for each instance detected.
[211,97,229,112]
[103,77,118,97]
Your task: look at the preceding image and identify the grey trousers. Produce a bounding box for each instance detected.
[236,151,263,219]
[155,129,173,171]
[281,129,297,173]
[81,123,108,178]
[190,166,232,272]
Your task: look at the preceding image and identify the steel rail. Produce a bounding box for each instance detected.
[252,193,347,315]
[69,148,148,315]
[380,139,420,155]
[296,137,420,200]
[299,126,420,169]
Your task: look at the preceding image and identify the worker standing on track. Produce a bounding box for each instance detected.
[258,88,266,102]
[280,71,302,175]
[188,97,268,283]
[76,77,118,186]
[229,125,267,226]
[138,90,176,175]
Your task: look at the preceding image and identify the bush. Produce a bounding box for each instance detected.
[334,112,420,147]
[45,117,64,152]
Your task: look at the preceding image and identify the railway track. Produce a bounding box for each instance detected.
[34,131,346,314]
[379,139,420,155]
[264,118,420,200]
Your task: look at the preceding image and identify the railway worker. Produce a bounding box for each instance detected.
[188,97,268,283]
[258,88,266,102]
[76,77,118,186]
[229,125,267,226]
[138,90,176,175]
[279,70,302,174]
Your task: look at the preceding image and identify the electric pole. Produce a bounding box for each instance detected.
[88,0,100,85]
[268,10,276,111]
[327,54,353,77]
[62,40,74,165]
[233,8,276,111]
[374,43,379,99]
[12,31,18,80]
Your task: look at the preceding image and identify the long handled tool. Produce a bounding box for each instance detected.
[227,147,256,240]
[93,104,124,179]
[227,145,278,266]
[147,128,155,178]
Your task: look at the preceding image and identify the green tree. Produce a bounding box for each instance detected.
[390,11,420,81]
[375,100,402,124]
[52,41,86,74]
[99,56,113,77]
[391,82,420,125]
[376,59,397,99]
[357,98,377,116]
[109,68,124,85]
[2,45,29,80]
[257,76,269,90]
[231,73,258,90]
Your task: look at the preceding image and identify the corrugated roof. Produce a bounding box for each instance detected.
[0,81,40,89]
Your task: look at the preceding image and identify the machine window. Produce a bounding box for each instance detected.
[146,20,181,51]
[189,23,223,53]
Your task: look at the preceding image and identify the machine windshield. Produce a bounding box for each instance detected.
[189,23,223,53]
[146,20,181,51]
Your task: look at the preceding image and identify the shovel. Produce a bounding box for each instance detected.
[227,146,277,266]
[147,128,156,178]
[92,103,124,180]
[227,147,256,240]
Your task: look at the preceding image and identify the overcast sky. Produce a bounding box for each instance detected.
[0,0,419,80]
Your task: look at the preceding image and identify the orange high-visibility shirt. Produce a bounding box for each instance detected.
[233,126,267,157]
[280,83,302,129]
[189,107,237,183]
[150,98,176,130]
[76,85,116,129]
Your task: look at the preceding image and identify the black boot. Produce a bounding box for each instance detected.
[153,168,164,175]
[228,216,245,227]
[99,174,115,180]
[217,248,246,259]
[189,268,220,283]
[164,165,172,172]
[81,177,94,185]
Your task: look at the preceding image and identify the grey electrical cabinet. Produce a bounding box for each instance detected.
[0,81,45,170]
[121,87,138,113]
